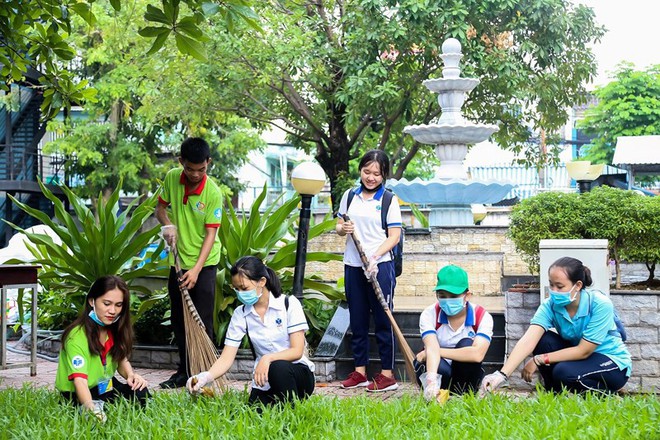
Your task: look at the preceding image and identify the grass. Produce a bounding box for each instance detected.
[1,386,659,439]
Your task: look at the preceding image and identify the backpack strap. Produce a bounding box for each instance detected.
[345,188,393,234]
[346,189,356,212]
[381,189,393,234]
[435,302,485,333]
[473,304,486,333]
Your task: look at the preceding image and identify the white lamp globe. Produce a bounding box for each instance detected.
[291,162,326,195]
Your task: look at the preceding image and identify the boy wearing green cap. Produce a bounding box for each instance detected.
[415,264,493,400]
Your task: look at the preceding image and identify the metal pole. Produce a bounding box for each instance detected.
[577,180,591,193]
[292,194,313,300]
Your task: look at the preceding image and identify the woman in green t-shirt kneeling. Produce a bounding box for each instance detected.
[55,275,150,421]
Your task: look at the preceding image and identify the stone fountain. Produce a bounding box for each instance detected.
[389,38,514,226]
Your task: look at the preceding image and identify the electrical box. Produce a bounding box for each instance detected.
[539,239,609,300]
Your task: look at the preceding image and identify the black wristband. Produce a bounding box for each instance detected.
[497,370,508,379]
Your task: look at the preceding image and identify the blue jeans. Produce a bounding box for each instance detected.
[345,262,396,371]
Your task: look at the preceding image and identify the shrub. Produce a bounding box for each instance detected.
[4,179,168,320]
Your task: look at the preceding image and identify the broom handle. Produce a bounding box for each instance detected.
[342,214,418,386]
[171,244,207,331]
[341,215,389,310]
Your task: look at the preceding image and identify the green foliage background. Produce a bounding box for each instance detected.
[579,63,660,168]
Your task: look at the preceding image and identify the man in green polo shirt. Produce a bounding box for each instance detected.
[156,137,223,388]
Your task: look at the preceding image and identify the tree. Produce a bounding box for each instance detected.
[0,0,259,119]
[618,194,660,287]
[580,186,647,289]
[579,63,660,165]
[508,191,584,273]
[144,0,604,207]
[509,186,660,288]
[42,0,263,200]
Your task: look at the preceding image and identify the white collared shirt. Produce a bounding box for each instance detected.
[337,186,403,267]
[419,302,494,365]
[225,294,314,390]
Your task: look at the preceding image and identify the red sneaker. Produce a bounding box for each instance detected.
[366,373,399,392]
[340,371,370,389]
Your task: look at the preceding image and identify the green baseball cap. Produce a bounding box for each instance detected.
[434,265,469,295]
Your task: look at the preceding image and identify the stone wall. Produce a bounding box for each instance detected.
[130,348,336,382]
[505,289,660,392]
[37,341,337,382]
[307,226,529,311]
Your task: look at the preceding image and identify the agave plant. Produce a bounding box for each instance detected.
[4,179,167,316]
[214,183,343,344]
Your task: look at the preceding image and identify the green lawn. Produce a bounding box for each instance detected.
[1,387,658,439]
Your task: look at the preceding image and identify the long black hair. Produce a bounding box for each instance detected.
[549,257,593,288]
[61,275,133,362]
[230,256,282,298]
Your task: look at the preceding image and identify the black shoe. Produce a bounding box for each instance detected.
[159,372,188,389]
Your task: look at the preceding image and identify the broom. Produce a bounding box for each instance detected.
[171,243,224,394]
[341,214,418,388]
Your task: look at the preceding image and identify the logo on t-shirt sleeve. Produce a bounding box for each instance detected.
[72,355,85,369]
[214,208,222,219]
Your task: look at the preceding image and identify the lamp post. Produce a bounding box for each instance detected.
[566,161,604,193]
[290,162,326,300]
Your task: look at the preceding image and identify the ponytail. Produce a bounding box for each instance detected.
[230,256,282,297]
[264,266,282,298]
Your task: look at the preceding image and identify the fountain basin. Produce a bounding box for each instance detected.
[388,177,514,205]
[423,78,479,93]
[403,124,499,145]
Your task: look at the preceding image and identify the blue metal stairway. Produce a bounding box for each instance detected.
[0,82,59,247]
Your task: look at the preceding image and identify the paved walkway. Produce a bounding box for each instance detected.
[0,349,418,399]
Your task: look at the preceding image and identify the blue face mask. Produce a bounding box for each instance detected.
[88,304,120,326]
[235,288,261,306]
[438,297,465,316]
[549,285,578,307]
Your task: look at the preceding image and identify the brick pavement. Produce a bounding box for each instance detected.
[0,350,419,399]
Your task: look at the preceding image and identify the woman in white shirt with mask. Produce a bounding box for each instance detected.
[187,256,315,406]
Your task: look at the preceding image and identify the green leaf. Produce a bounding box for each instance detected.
[174,33,207,61]
[144,5,171,25]
[201,2,220,16]
[138,26,170,38]
[146,30,171,55]
[70,3,96,27]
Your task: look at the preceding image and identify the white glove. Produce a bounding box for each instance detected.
[364,255,379,279]
[480,370,508,395]
[160,225,177,248]
[422,372,441,402]
[186,371,213,394]
[81,400,106,423]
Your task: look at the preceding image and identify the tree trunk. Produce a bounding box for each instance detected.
[315,137,351,210]
[646,262,656,287]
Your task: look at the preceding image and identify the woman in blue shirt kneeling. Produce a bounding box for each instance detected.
[482,256,631,394]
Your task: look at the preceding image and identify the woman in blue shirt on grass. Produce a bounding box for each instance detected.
[482,256,631,394]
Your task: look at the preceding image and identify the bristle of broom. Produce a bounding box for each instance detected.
[172,245,226,393]
[181,288,226,392]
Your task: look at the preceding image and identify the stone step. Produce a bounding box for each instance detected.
[333,357,503,383]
